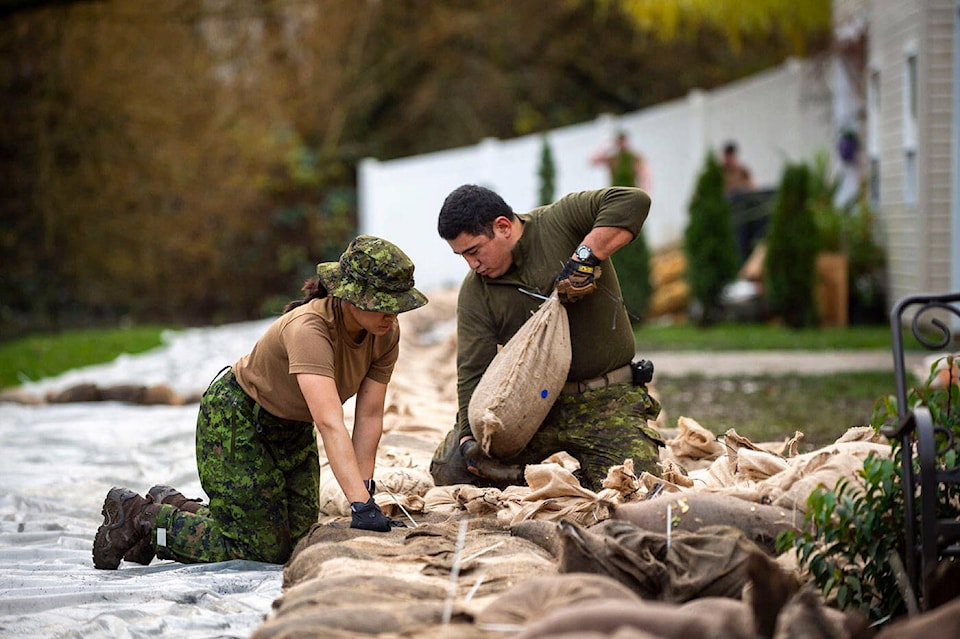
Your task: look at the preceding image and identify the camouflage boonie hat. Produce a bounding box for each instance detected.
[317,235,428,314]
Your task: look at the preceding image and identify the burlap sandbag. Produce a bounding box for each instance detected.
[469,294,571,458]
[662,416,725,472]
[613,492,799,555]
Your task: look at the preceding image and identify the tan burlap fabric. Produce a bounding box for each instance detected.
[468,295,571,458]
[233,289,912,637]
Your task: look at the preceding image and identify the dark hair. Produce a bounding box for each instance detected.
[437,184,515,240]
[282,276,329,314]
[723,141,738,156]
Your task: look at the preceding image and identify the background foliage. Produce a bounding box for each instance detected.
[808,152,888,324]
[779,454,906,620]
[778,357,960,620]
[605,137,652,323]
[764,162,820,328]
[0,0,831,337]
[537,136,556,206]
[683,153,739,325]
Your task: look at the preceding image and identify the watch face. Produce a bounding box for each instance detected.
[576,246,592,260]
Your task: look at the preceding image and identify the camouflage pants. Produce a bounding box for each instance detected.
[430,383,662,492]
[153,370,319,564]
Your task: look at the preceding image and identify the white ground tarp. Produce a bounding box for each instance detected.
[0,320,283,639]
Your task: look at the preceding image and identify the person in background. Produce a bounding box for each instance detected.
[93,235,428,570]
[721,141,755,198]
[429,184,663,493]
[590,130,651,192]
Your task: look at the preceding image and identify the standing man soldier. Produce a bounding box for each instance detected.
[429,185,662,492]
[720,141,755,198]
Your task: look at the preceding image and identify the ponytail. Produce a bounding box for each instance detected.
[282,276,328,314]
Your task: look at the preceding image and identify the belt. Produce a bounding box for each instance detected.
[561,364,632,396]
[253,401,310,430]
[221,370,311,430]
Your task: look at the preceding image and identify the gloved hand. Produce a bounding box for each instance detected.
[350,496,393,532]
[555,259,602,304]
[459,438,525,485]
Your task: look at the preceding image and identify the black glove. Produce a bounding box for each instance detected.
[350,496,407,532]
[459,439,525,485]
[555,258,602,304]
[350,497,392,532]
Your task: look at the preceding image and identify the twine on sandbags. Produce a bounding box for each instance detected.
[317,467,435,517]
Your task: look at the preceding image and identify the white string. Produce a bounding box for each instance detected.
[442,520,469,627]
[666,504,672,551]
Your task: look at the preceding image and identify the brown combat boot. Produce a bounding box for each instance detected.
[122,485,204,566]
[92,487,163,570]
[146,485,204,514]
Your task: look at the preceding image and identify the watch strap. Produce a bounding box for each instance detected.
[575,244,600,266]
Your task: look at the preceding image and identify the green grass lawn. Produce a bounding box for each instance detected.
[654,371,892,451]
[0,326,169,389]
[634,321,894,351]
[632,323,906,449]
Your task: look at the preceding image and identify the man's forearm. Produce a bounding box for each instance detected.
[577,226,635,261]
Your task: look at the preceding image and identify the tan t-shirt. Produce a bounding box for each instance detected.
[232,297,399,423]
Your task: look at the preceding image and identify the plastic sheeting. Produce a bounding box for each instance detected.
[0,320,283,639]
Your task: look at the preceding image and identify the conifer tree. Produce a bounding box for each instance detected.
[683,152,739,325]
[537,136,556,206]
[609,140,652,323]
[764,162,820,328]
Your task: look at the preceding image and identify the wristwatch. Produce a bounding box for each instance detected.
[574,244,600,265]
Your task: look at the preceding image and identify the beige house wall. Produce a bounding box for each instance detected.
[868,0,955,302]
[924,3,957,293]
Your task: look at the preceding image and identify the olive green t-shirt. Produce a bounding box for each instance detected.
[233,297,399,423]
[454,187,651,440]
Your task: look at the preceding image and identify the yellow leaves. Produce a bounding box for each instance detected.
[601,0,830,55]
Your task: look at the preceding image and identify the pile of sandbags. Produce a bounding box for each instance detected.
[649,244,689,319]
[251,287,959,638]
[657,416,889,514]
[0,382,196,405]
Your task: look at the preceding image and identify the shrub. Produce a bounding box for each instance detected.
[807,151,887,324]
[683,152,739,325]
[843,204,888,324]
[778,355,960,621]
[777,453,906,621]
[605,139,652,323]
[764,162,819,328]
[612,146,637,188]
[612,234,652,323]
[537,136,556,206]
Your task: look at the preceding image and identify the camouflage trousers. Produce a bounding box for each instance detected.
[152,370,319,564]
[430,383,663,492]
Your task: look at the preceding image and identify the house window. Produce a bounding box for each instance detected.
[903,52,918,205]
[867,69,881,207]
[904,149,917,205]
[868,69,881,154]
[906,54,918,129]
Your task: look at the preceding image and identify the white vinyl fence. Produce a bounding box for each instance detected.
[359,58,833,293]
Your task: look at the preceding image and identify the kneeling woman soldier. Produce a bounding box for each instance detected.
[93,235,428,569]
